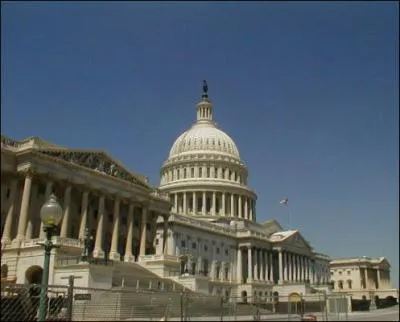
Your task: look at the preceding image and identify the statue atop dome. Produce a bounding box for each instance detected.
[202,80,208,99]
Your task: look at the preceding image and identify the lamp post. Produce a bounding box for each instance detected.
[37,194,63,322]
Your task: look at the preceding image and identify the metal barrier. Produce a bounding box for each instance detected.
[6,282,397,321]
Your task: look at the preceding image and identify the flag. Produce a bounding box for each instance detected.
[279,198,288,205]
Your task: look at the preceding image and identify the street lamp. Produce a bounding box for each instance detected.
[37,193,63,322]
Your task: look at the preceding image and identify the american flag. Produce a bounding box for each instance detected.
[279,198,288,205]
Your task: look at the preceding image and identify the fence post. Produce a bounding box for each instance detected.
[220,296,224,321]
[180,291,184,322]
[61,275,82,322]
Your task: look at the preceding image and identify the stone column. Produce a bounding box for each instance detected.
[60,185,72,238]
[254,248,258,281]
[237,247,242,283]
[16,173,33,241]
[25,183,38,240]
[364,268,368,289]
[249,199,253,220]
[260,250,265,281]
[193,192,197,214]
[124,204,135,262]
[278,249,283,284]
[93,195,105,258]
[1,179,18,244]
[78,191,89,240]
[288,253,292,281]
[244,198,248,219]
[39,181,54,239]
[202,191,206,215]
[377,269,381,289]
[109,197,121,260]
[264,251,269,282]
[238,195,242,218]
[283,252,288,282]
[174,193,178,213]
[183,192,187,215]
[247,247,253,282]
[269,252,274,282]
[305,257,310,282]
[222,193,226,216]
[303,256,307,281]
[139,206,148,256]
[230,194,234,217]
[212,192,216,216]
[163,215,169,255]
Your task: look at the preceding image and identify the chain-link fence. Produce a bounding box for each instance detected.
[3,281,397,321]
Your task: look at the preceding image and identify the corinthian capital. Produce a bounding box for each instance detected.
[19,167,36,178]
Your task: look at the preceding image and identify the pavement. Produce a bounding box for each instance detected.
[125,305,399,321]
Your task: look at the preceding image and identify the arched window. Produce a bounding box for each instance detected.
[338,280,343,289]
[183,168,187,178]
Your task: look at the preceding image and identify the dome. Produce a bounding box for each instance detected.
[169,122,241,159]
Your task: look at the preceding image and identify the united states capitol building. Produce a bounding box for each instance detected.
[1,82,332,301]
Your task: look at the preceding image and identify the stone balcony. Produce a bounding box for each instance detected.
[139,254,181,263]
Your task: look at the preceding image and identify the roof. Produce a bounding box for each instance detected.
[269,230,298,241]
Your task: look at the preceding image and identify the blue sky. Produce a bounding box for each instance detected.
[2,2,398,286]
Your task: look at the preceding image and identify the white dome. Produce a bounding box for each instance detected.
[169,122,241,159]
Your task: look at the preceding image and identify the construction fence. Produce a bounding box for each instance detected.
[2,282,394,321]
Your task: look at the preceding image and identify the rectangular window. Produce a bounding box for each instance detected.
[191,168,195,178]
[184,168,187,178]
[207,168,210,177]
[199,168,202,178]
[181,240,186,247]
[134,219,139,227]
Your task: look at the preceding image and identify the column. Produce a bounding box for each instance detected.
[230,194,234,217]
[163,215,169,255]
[254,248,258,281]
[1,179,18,243]
[288,253,292,282]
[93,195,105,258]
[377,269,381,289]
[139,206,147,256]
[264,251,269,282]
[237,247,242,283]
[193,192,197,214]
[269,252,274,282]
[60,185,72,238]
[183,192,187,215]
[260,250,265,281]
[124,204,135,262]
[39,181,54,239]
[364,268,368,289]
[305,258,310,282]
[202,191,206,215]
[244,198,248,219]
[247,247,253,282]
[278,249,283,284]
[24,183,38,240]
[249,200,253,220]
[212,192,216,216]
[222,193,226,216]
[16,173,33,241]
[109,197,121,260]
[174,193,178,213]
[238,195,242,218]
[283,252,288,282]
[78,191,89,240]
[303,257,307,281]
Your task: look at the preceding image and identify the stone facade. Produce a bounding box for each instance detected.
[329,256,395,299]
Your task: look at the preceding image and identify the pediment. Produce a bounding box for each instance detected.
[36,149,149,188]
[285,232,312,251]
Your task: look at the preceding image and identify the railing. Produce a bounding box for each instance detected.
[55,255,114,267]
[21,237,82,249]
[139,254,180,263]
